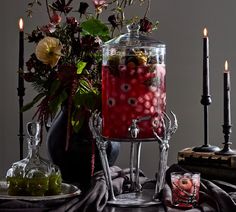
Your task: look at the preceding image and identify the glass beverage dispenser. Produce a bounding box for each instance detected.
[102,24,166,140]
[89,24,177,207]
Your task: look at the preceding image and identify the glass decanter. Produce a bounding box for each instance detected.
[6,122,62,196]
[102,23,166,140]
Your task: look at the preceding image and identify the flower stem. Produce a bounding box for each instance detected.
[128,0,134,5]
[120,0,126,8]
[144,0,151,18]
[67,0,74,6]
[45,0,51,21]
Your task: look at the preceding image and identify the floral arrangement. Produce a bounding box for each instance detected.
[23,0,158,149]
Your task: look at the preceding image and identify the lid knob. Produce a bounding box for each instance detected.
[127,23,140,34]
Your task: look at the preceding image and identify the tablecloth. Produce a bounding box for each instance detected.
[1,164,236,212]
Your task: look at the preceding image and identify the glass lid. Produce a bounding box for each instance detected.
[103,23,165,48]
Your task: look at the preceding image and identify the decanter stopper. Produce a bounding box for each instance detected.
[27,122,40,139]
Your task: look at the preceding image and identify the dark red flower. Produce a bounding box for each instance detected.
[78,2,89,15]
[108,15,118,28]
[51,0,73,14]
[27,30,44,43]
[23,72,34,82]
[81,35,100,50]
[51,11,62,25]
[57,64,77,86]
[26,57,35,71]
[140,17,153,33]
[40,23,56,34]
[66,17,79,26]
[92,0,108,13]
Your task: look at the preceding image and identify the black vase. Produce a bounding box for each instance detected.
[46,106,120,189]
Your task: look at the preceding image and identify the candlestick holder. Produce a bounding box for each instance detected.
[17,71,25,160]
[192,95,220,152]
[18,72,25,159]
[89,111,178,207]
[216,124,236,155]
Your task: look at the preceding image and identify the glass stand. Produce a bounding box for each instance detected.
[89,111,178,207]
[107,189,160,207]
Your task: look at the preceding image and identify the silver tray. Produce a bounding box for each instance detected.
[0,181,81,201]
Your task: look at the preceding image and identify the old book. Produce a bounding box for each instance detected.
[177,148,236,183]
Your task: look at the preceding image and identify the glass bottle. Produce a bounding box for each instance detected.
[6,122,62,196]
[102,23,166,140]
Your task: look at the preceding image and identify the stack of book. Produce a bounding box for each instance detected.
[178,148,236,183]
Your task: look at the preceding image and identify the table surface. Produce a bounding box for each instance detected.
[103,205,165,212]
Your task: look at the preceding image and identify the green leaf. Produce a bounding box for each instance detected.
[49,80,61,95]
[73,92,99,111]
[80,18,109,38]
[71,106,82,133]
[152,20,159,31]
[79,79,92,94]
[21,93,45,112]
[49,90,68,113]
[73,92,83,106]
[71,110,85,133]
[76,61,87,74]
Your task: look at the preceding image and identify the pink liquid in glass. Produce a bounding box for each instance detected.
[102,64,166,140]
[171,172,200,208]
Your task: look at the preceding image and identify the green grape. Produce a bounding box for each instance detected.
[7,173,62,196]
[46,173,62,195]
[26,176,49,196]
[7,176,28,196]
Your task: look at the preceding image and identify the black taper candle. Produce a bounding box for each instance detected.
[216,61,236,155]
[201,28,211,148]
[202,28,210,99]
[193,28,219,152]
[201,28,212,149]
[18,18,25,159]
[223,61,231,127]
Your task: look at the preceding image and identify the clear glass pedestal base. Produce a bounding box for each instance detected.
[107,189,161,207]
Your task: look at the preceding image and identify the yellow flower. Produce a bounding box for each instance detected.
[35,36,63,68]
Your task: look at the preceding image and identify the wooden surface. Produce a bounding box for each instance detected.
[178,147,236,168]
